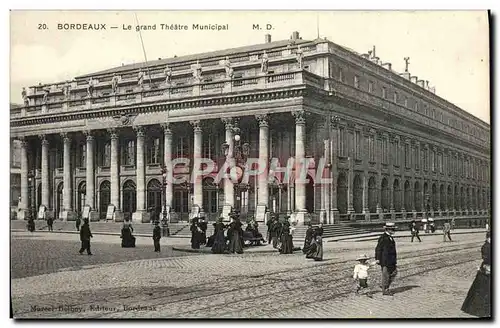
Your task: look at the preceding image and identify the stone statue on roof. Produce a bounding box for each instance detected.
[111,74,120,93]
[296,45,304,69]
[192,60,202,81]
[223,56,233,79]
[261,51,269,73]
[87,77,94,98]
[42,89,49,104]
[21,87,29,106]
[164,65,172,85]
[62,82,71,99]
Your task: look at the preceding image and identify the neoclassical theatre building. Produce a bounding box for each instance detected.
[11,31,491,224]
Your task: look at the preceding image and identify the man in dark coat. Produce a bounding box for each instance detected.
[375,222,397,295]
[409,220,421,242]
[75,216,81,232]
[266,215,275,244]
[153,222,162,252]
[79,218,93,255]
[190,218,201,249]
[47,216,54,232]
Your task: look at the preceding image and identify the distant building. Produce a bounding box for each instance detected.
[10,32,490,224]
[11,104,22,215]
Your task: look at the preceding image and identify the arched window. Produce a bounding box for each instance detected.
[202,178,218,214]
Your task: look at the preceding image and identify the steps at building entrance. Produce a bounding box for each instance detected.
[10,220,369,240]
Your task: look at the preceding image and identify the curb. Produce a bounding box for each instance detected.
[11,229,188,238]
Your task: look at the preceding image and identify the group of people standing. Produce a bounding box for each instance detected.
[302,223,324,261]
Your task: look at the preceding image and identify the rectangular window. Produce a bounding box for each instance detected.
[368,81,373,93]
[175,136,189,158]
[80,143,86,168]
[339,68,344,82]
[393,92,398,103]
[405,143,410,168]
[147,137,160,164]
[103,141,111,167]
[338,127,347,157]
[368,135,375,162]
[382,137,388,164]
[354,75,359,88]
[431,150,435,172]
[121,140,135,165]
[415,102,419,112]
[382,87,387,99]
[415,145,419,170]
[203,135,216,160]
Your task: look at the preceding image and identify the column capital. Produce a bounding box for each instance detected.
[255,114,269,128]
[17,136,28,147]
[161,123,172,135]
[134,126,146,138]
[60,132,71,143]
[190,120,202,133]
[83,130,94,141]
[38,134,49,146]
[329,115,341,127]
[107,128,119,140]
[221,117,234,129]
[292,110,307,125]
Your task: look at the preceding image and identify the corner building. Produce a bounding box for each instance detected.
[10,32,491,225]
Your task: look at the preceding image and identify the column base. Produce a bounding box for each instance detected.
[291,210,307,226]
[318,209,328,224]
[329,209,339,224]
[221,205,233,222]
[132,211,151,223]
[17,209,29,220]
[255,205,267,223]
[412,211,417,219]
[89,211,100,222]
[113,210,124,222]
[60,211,77,221]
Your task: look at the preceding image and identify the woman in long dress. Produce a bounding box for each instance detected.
[228,218,244,254]
[211,218,226,254]
[279,220,294,254]
[190,218,201,249]
[461,231,491,317]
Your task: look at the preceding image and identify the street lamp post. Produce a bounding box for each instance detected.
[221,126,250,214]
[160,166,170,236]
[27,171,35,220]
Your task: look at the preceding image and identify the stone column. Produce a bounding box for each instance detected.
[376,133,383,219]
[362,128,370,220]
[256,114,269,222]
[221,117,235,220]
[40,135,50,209]
[61,133,76,220]
[190,120,204,219]
[85,131,99,221]
[18,138,29,219]
[347,125,355,215]
[292,110,307,225]
[329,116,340,223]
[109,129,123,221]
[133,126,148,223]
[162,124,173,209]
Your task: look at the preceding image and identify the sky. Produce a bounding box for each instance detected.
[9,10,490,123]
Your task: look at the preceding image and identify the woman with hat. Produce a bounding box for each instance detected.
[211,217,227,254]
[461,231,491,317]
[279,217,294,254]
[190,217,201,249]
[228,215,244,254]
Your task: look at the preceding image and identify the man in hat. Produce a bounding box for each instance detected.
[153,221,162,252]
[409,220,421,242]
[79,218,93,255]
[375,222,397,295]
[443,219,452,242]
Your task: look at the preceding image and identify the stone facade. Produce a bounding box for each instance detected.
[10,32,490,225]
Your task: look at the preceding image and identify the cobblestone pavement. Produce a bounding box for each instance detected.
[11,232,189,279]
[11,232,486,319]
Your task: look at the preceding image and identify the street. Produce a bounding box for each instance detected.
[11,231,485,318]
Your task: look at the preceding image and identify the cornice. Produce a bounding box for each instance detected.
[11,87,306,127]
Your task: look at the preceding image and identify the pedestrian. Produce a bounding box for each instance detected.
[302,223,314,254]
[266,215,274,245]
[198,216,208,246]
[443,220,452,242]
[75,215,81,232]
[461,231,491,317]
[353,254,374,296]
[79,218,93,255]
[375,222,398,296]
[228,214,244,254]
[271,217,281,249]
[211,217,227,254]
[451,217,456,231]
[153,221,162,252]
[279,217,294,254]
[47,216,53,232]
[409,220,421,242]
[27,217,35,233]
[190,218,201,249]
[305,228,323,261]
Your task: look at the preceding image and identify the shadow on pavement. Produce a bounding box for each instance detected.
[391,285,420,295]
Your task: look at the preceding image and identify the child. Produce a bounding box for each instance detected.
[353,254,374,295]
